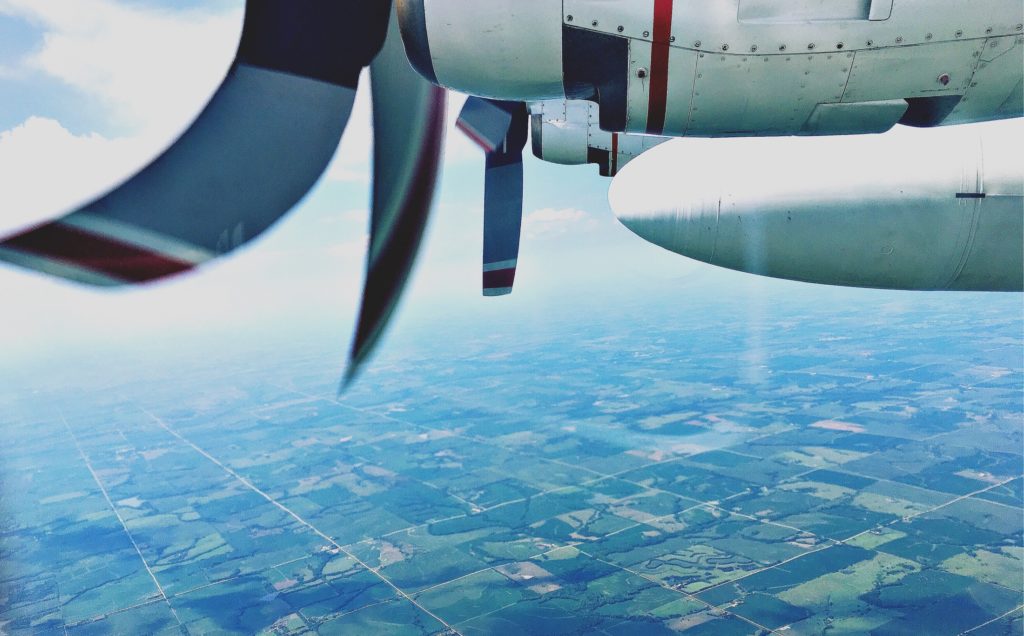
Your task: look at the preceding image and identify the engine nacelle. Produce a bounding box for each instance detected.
[399,0,1022,137]
[530,100,666,177]
[397,0,565,102]
[609,120,1024,291]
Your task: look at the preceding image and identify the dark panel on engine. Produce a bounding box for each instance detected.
[562,25,629,132]
[900,95,964,127]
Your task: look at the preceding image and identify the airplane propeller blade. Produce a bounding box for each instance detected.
[457,98,529,296]
[0,0,390,287]
[345,7,447,385]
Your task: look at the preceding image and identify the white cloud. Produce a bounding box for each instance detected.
[329,234,369,260]
[0,116,154,232]
[0,0,242,138]
[523,207,597,240]
[339,208,368,224]
[325,72,372,183]
[0,1,243,231]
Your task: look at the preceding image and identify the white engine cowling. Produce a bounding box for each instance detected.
[397,0,565,101]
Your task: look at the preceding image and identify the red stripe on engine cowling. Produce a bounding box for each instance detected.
[646,0,674,136]
[2,222,194,283]
[611,133,619,176]
[483,267,516,290]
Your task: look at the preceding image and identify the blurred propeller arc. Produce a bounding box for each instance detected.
[0,0,451,388]
[344,4,448,386]
[0,0,391,288]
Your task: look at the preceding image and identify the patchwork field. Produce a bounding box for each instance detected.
[2,295,1021,634]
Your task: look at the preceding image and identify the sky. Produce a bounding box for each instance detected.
[0,0,1018,371]
[0,0,720,362]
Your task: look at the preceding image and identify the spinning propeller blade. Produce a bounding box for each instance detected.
[0,0,391,287]
[345,5,448,385]
[457,98,529,296]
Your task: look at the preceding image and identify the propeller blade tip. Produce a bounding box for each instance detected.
[483,287,513,297]
[338,360,363,394]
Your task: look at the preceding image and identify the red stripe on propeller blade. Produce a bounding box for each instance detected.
[3,222,194,283]
[456,120,498,153]
[483,267,516,289]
